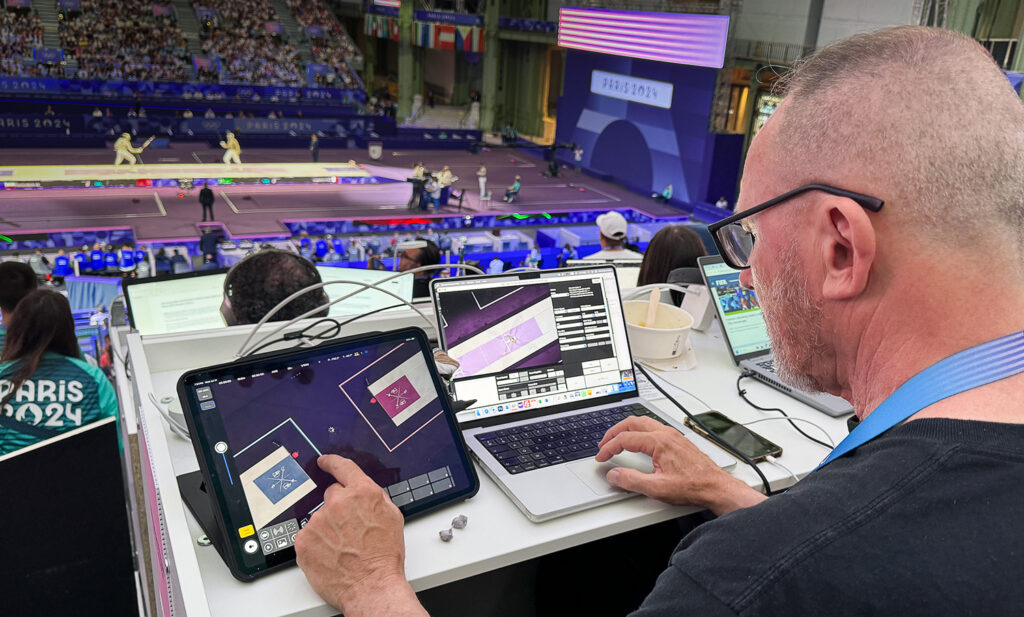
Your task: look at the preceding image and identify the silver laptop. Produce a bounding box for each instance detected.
[430,265,736,522]
[697,255,853,417]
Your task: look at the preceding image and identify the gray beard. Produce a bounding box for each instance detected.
[753,253,828,394]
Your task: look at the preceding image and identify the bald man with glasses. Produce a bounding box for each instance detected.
[293,27,1024,616]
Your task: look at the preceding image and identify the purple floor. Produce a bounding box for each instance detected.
[0,145,686,241]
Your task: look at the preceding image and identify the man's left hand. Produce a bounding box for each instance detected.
[295,455,424,616]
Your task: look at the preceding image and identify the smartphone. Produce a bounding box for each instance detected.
[684,411,782,462]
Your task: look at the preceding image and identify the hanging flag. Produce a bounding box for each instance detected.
[435,24,456,50]
[389,18,400,41]
[454,26,484,52]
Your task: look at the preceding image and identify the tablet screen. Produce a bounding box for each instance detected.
[179,328,478,580]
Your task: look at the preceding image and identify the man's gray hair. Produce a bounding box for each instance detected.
[774,26,1024,256]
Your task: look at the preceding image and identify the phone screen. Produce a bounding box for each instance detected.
[690,412,781,461]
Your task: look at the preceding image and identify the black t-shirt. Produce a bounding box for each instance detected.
[632,419,1024,616]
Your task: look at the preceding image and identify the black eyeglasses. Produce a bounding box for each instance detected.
[707,184,884,270]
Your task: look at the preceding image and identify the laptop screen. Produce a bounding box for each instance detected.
[565,259,640,289]
[697,256,771,361]
[124,265,414,336]
[432,266,637,423]
[315,266,414,318]
[124,269,229,336]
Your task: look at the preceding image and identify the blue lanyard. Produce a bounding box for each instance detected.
[818,330,1024,469]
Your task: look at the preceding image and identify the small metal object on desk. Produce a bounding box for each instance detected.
[451,515,468,529]
[197,535,212,547]
[439,528,454,542]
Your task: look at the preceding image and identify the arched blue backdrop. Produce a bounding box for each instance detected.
[555,50,742,207]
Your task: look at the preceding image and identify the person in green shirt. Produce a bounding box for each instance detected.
[0,261,39,353]
[0,289,118,455]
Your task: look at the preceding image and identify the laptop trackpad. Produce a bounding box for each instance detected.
[568,452,655,496]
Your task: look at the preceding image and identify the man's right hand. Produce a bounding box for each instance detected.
[595,416,766,516]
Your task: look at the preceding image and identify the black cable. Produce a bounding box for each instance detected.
[635,363,773,497]
[735,372,833,450]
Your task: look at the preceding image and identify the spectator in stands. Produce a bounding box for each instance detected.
[74,246,90,273]
[0,262,39,349]
[183,109,194,119]
[0,289,118,455]
[585,211,643,261]
[487,256,504,274]
[220,249,328,326]
[90,244,105,272]
[637,225,707,304]
[715,196,730,209]
[199,227,220,258]
[92,107,103,118]
[204,108,216,119]
[154,248,171,274]
[170,249,189,273]
[52,250,73,284]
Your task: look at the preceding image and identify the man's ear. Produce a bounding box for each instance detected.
[820,199,876,301]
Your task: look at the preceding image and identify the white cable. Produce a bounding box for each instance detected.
[236,264,484,357]
[742,416,836,449]
[766,455,800,484]
[638,366,714,411]
[147,392,191,440]
[235,263,482,356]
[239,281,430,357]
[503,267,540,273]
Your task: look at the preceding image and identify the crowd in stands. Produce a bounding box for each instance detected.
[0,8,45,77]
[2,0,362,92]
[59,0,189,82]
[286,0,359,89]
[194,0,305,87]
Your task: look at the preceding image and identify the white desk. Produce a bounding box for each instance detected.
[123,308,850,617]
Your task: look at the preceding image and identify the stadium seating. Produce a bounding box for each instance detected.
[59,0,191,82]
[0,8,44,77]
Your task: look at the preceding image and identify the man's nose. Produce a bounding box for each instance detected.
[739,268,754,290]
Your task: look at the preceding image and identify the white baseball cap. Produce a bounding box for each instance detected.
[596,211,628,240]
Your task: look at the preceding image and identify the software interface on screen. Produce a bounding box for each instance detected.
[434,268,637,423]
[701,261,770,357]
[127,273,228,336]
[127,266,415,336]
[186,335,473,565]
[566,260,641,290]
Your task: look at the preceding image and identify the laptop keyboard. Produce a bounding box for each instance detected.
[474,404,666,475]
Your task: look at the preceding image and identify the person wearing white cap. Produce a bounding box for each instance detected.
[584,211,643,260]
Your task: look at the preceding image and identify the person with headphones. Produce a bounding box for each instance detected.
[220,249,329,326]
